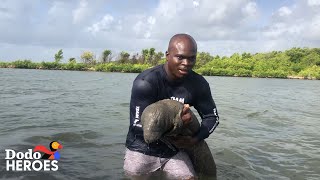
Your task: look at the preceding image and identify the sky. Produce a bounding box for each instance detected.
[0,0,320,62]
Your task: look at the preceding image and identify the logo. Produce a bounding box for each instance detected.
[34,141,63,160]
[5,141,63,171]
[133,106,142,127]
[170,96,185,103]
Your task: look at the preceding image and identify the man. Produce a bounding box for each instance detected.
[124,34,219,179]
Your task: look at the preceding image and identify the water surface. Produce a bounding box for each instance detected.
[0,68,319,179]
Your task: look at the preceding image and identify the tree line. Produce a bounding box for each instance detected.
[62,48,165,66]
[0,47,319,79]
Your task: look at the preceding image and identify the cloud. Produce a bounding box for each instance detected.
[131,0,259,43]
[308,0,320,6]
[304,14,320,40]
[262,0,320,45]
[242,2,258,17]
[277,6,292,17]
[193,0,199,8]
[87,14,116,34]
[0,0,320,61]
[72,0,89,24]
[132,16,156,39]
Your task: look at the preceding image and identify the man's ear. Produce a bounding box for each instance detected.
[165,51,169,61]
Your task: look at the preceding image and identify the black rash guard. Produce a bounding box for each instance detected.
[125,64,219,158]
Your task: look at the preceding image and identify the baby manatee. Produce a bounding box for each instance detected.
[141,99,217,179]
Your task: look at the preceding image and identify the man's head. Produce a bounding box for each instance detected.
[165,34,197,80]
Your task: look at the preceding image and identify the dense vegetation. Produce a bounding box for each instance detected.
[0,47,319,80]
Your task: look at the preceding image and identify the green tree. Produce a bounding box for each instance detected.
[81,51,95,64]
[69,57,76,63]
[195,52,213,68]
[242,52,252,59]
[301,51,320,66]
[130,53,139,64]
[118,51,130,64]
[148,48,155,64]
[54,49,63,63]
[285,47,307,63]
[102,49,112,63]
[153,51,164,65]
[141,49,149,64]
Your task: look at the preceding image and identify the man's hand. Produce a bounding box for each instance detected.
[181,104,192,125]
[169,136,199,149]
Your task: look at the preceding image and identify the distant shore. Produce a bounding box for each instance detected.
[0,61,318,80]
[1,47,320,80]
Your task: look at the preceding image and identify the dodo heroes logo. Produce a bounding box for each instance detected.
[5,141,63,171]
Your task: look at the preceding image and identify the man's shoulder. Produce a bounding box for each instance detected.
[189,71,208,85]
[135,65,163,82]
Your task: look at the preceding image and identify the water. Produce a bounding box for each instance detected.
[0,68,319,180]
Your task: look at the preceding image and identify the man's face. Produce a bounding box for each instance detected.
[166,40,197,80]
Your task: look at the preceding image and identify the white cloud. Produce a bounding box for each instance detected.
[48,1,61,15]
[242,2,258,17]
[0,6,13,20]
[73,0,89,24]
[308,0,320,6]
[132,16,156,39]
[155,0,185,19]
[262,23,287,39]
[277,6,292,17]
[147,16,156,25]
[208,6,227,23]
[263,0,320,43]
[87,14,115,34]
[193,1,199,8]
[305,14,320,40]
[141,0,260,42]
[0,0,320,61]
[133,21,143,34]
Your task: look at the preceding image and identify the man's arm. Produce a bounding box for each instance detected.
[193,81,219,141]
[129,79,156,127]
[169,81,219,148]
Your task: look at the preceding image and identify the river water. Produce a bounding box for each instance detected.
[0,68,319,180]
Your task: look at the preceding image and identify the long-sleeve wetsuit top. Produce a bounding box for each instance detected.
[125,64,219,158]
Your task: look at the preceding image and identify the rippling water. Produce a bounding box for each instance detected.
[0,68,319,180]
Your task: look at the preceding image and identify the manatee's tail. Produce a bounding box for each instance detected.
[184,140,217,179]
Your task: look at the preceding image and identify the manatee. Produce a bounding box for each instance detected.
[141,99,217,179]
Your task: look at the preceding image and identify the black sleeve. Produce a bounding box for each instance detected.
[193,81,219,141]
[129,78,157,127]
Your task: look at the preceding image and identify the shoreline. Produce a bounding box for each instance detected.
[1,67,318,80]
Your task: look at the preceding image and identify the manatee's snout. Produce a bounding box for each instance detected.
[143,128,163,144]
[141,108,166,144]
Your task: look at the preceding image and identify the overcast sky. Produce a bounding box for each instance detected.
[1,0,320,62]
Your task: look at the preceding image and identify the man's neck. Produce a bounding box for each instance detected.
[163,63,184,84]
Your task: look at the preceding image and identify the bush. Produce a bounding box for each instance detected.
[0,62,10,68]
[61,63,88,71]
[253,70,287,78]
[95,63,151,73]
[196,67,234,76]
[234,68,252,77]
[40,62,61,70]
[11,60,38,69]
[298,65,320,79]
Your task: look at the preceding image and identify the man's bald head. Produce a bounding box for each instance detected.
[167,34,197,53]
[164,34,197,80]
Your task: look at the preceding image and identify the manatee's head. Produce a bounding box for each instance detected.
[141,100,182,143]
[141,103,174,144]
